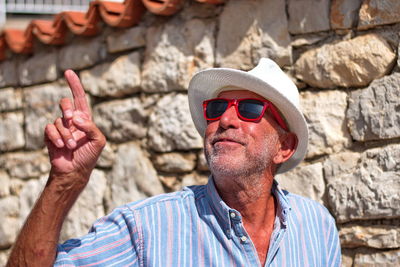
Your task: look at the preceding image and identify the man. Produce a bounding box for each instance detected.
[7,58,341,266]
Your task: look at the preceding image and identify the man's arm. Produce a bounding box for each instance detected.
[7,70,106,267]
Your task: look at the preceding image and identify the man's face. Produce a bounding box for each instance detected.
[204,90,283,183]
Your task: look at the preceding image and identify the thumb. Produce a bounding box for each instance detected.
[72,115,106,146]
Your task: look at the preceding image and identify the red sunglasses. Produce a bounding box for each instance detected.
[203,98,288,131]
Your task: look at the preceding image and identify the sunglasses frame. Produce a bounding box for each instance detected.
[203,98,288,131]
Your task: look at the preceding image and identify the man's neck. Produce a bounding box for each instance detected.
[213,173,276,228]
[213,172,277,266]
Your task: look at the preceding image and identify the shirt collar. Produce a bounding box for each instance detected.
[205,176,292,238]
[272,179,291,228]
[205,176,233,237]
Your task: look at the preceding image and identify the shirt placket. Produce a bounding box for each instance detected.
[264,208,289,266]
[228,210,261,266]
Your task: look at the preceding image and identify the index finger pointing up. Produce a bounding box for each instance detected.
[64,69,91,117]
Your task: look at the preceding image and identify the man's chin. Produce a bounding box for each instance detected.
[209,156,247,175]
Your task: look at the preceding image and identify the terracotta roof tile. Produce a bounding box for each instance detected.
[0,0,223,62]
[142,0,185,16]
[99,0,146,27]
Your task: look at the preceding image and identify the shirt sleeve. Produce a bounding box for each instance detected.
[55,205,142,267]
[325,214,342,267]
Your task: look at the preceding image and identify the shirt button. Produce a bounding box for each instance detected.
[240,236,248,242]
[230,212,236,218]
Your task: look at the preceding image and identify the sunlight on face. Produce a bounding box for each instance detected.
[204,90,282,185]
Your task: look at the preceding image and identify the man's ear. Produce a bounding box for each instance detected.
[273,132,298,164]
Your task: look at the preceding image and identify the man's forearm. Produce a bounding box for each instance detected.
[6,172,88,267]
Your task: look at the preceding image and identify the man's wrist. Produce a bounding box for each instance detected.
[47,168,91,191]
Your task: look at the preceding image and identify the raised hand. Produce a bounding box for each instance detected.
[44,70,106,179]
[7,70,106,267]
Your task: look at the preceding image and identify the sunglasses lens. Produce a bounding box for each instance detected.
[238,99,265,119]
[206,99,229,119]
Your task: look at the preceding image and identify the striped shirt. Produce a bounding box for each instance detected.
[55,177,341,266]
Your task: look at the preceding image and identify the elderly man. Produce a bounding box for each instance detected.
[7,58,341,266]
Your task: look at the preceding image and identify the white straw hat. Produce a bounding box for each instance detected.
[188,58,308,173]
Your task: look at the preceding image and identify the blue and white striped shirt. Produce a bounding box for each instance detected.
[56,177,341,266]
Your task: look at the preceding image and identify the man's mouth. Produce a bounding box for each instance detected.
[212,137,244,146]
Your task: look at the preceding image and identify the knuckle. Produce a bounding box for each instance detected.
[59,98,71,109]
[44,124,53,134]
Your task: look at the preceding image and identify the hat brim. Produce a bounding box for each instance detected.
[188,68,308,174]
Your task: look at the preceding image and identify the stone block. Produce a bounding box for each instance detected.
[398,42,400,70]
[330,0,362,29]
[358,0,400,30]
[162,172,208,192]
[196,150,209,172]
[59,36,104,71]
[19,50,58,86]
[301,90,351,158]
[2,151,50,179]
[0,60,18,88]
[342,250,354,267]
[96,142,115,168]
[0,171,10,197]
[0,112,25,151]
[107,26,146,53]
[216,0,291,69]
[325,145,400,223]
[108,142,164,211]
[0,87,22,111]
[354,249,400,266]
[324,151,361,179]
[148,93,203,152]
[180,172,208,189]
[0,196,20,249]
[9,178,24,196]
[93,96,155,142]
[295,34,395,88]
[288,0,330,34]
[179,1,220,20]
[275,163,325,205]
[60,169,107,242]
[159,174,179,191]
[340,224,400,249]
[153,152,196,173]
[291,33,328,48]
[23,81,72,149]
[0,249,10,267]
[81,51,141,97]
[141,18,215,92]
[347,73,400,141]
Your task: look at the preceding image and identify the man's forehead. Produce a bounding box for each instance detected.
[217,88,267,100]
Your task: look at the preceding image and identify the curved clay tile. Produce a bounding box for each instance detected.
[98,0,146,27]
[3,28,34,54]
[60,7,100,36]
[0,0,224,62]
[196,0,225,3]
[142,0,185,16]
[0,36,7,61]
[30,17,67,45]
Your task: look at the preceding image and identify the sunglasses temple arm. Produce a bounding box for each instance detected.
[269,105,289,131]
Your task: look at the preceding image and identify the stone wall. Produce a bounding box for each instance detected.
[0,0,399,266]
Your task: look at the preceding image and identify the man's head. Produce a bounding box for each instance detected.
[203,89,298,182]
[188,58,309,174]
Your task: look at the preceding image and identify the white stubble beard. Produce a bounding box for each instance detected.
[204,131,279,188]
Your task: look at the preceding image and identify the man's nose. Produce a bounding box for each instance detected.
[219,106,240,129]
